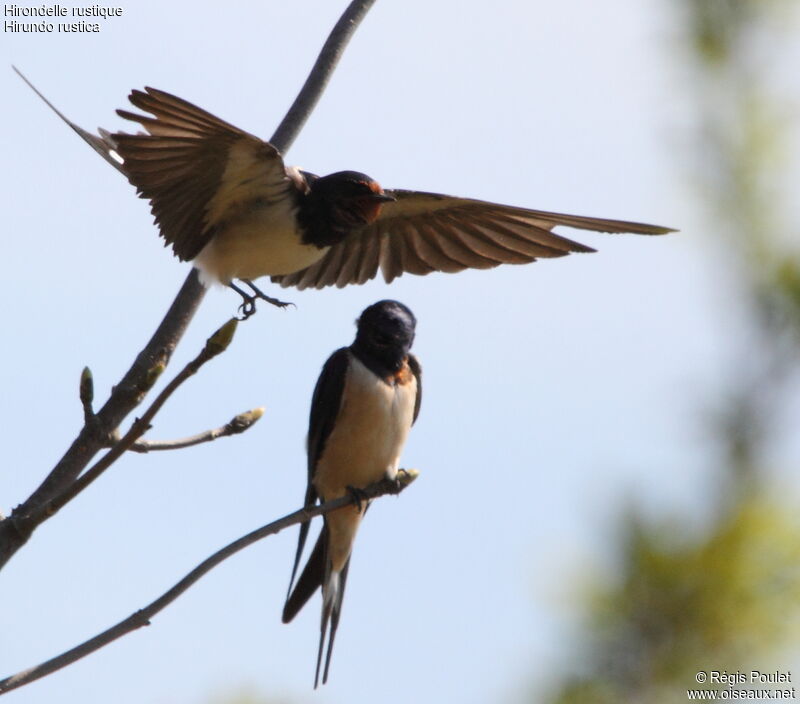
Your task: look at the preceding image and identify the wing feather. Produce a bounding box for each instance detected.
[284,349,350,608]
[425,215,505,268]
[436,214,527,262]
[397,224,440,276]
[272,189,673,289]
[113,87,292,261]
[355,230,382,284]
[334,235,364,289]
[408,354,423,424]
[444,217,538,263]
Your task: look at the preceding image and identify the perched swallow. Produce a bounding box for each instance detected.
[283,300,422,687]
[14,70,673,315]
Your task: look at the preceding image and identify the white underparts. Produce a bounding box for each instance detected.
[193,198,327,283]
[314,354,417,573]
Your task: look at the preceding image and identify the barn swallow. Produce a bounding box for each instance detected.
[14,71,673,316]
[282,300,422,687]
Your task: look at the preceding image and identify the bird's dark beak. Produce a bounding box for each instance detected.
[371,193,396,203]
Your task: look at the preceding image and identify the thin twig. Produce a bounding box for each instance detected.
[0,271,206,567]
[0,470,419,696]
[0,0,377,570]
[125,408,264,453]
[19,320,238,533]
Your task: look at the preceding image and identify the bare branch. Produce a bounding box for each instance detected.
[269,0,377,152]
[0,470,419,696]
[0,271,206,567]
[125,408,265,453]
[15,319,239,537]
[0,0,379,570]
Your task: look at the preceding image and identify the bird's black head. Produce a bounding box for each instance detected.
[351,300,416,375]
[299,171,395,248]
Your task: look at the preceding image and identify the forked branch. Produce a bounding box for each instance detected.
[0,0,379,570]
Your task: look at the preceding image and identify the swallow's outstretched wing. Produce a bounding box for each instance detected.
[112,87,296,261]
[272,189,674,289]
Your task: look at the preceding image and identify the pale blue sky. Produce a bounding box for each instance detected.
[1,2,793,703]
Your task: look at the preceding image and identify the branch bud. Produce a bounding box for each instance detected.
[205,318,238,356]
[142,363,166,392]
[230,407,265,433]
[79,367,94,406]
[397,468,419,488]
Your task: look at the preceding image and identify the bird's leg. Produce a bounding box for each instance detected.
[242,279,295,310]
[227,280,295,320]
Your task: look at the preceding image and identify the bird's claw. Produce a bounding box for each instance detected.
[229,280,296,320]
[237,298,257,321]
[254,292,295,309]
[346,485,369,513]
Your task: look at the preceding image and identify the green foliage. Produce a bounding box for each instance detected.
[547,497,800,703]
[542,2,800,702]
[206,688,295,704]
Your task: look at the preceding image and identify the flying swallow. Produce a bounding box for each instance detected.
[14,71,673,316]
[282,300,422,687]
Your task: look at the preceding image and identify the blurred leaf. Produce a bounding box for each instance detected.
[538,2,800,702]
[545,495,800,703]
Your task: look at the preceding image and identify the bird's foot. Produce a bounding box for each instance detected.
[345,485,369,513]
[229,280,295,320]
[237,296,257,320]
[243,279,295,310]
[390,469,411,493]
